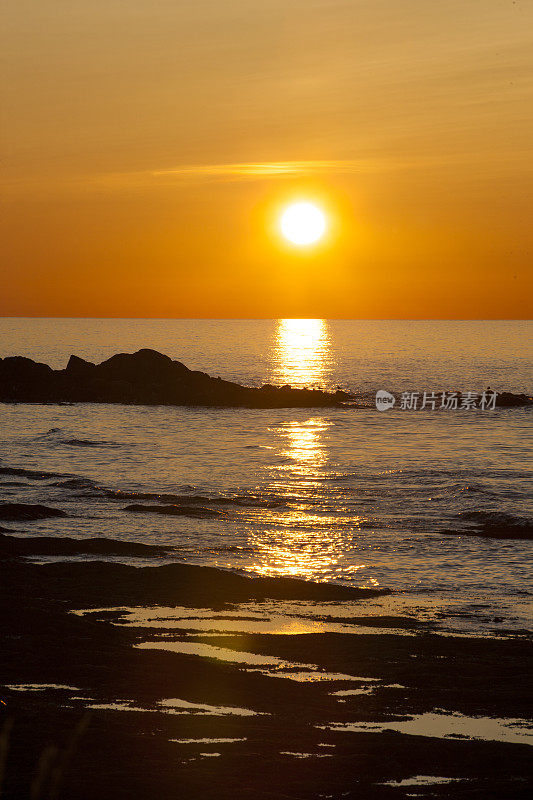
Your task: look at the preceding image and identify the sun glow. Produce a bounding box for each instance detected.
[280,202,327,246]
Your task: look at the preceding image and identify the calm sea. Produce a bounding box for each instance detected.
[0,319,531,634]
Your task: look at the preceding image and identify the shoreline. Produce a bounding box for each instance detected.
[1,532,532,798]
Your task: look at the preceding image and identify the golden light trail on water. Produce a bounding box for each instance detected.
[274,319,329,388]
[247,321,367,582]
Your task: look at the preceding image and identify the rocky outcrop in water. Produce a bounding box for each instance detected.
[0,502,67,521]
[0,348,530,408]
[496,391,533,408]
[0,349,352,408]
[442,511,533,540]
[0,533,173,559]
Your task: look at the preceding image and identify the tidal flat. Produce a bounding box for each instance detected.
[1,534,532,800]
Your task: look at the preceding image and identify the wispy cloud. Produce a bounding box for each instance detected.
[7,151,527,198]
[149,160,380,181]
[104,154,502,187]
[0,159,386,196]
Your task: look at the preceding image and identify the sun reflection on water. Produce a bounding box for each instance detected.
[246,319,370,582]
[247,416,367,581]
[281,418,328,468]
[247,528,368,582]
[274,319,330,388]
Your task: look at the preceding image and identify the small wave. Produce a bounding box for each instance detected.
[34,427,65,440]
[449,483,490,494]
[459,511,532,528]
[356,519,383,529]
[124,503,226,519]
[35,429,121,448]
[62,438,121,448]
[0,466,66,480]
[215,493,287,509]
[105,489,213,504]
[53,477,98,490]
[320,474,356,482]
[399,467,531,481]
[103,488,286,510]
[444,511,533,540]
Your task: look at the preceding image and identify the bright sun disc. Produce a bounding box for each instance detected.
[280,202,327,246]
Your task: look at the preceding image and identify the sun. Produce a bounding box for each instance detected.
[280,201,327,246]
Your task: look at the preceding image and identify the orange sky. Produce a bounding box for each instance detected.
[2,0,532,318]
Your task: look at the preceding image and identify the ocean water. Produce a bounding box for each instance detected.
[0,319,531,632]
[0,318,530,393]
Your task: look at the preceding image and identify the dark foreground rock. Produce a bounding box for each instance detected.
[497,391,533,407]
[0,349,352,408]
[443,511,533,540]
[0,533,173,559]
[0,467,67,480]
[124,503,226,519]
[0,502,67,521]
[0,551,531,800]
[1,555,387,606]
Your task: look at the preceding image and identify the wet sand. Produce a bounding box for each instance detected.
[1,534,532,799]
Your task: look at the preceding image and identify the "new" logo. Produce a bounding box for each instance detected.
[375,390,396,411]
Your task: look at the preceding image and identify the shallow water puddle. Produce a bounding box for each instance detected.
[75,603,407,637]
[134,639,368,683]
[281,752,334,758]
[158,697,264,716]
[4,683,80,692]
[86,698,261,716]
[379,775,462,787]
[135,640,291,666]
[170,738,246,744]
[331,683,404,697]
[263,670,363,682]
[131,596,531,640]
[88,701,150,713]
[319,711,533,746]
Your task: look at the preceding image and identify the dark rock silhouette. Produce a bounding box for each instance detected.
[0,348,351,408]
[0,466,66,480]
[0,348,530,408]
[443,511,533,540]
[0,533,173,559]
[496,391,533,407]
[0,502,67,521]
